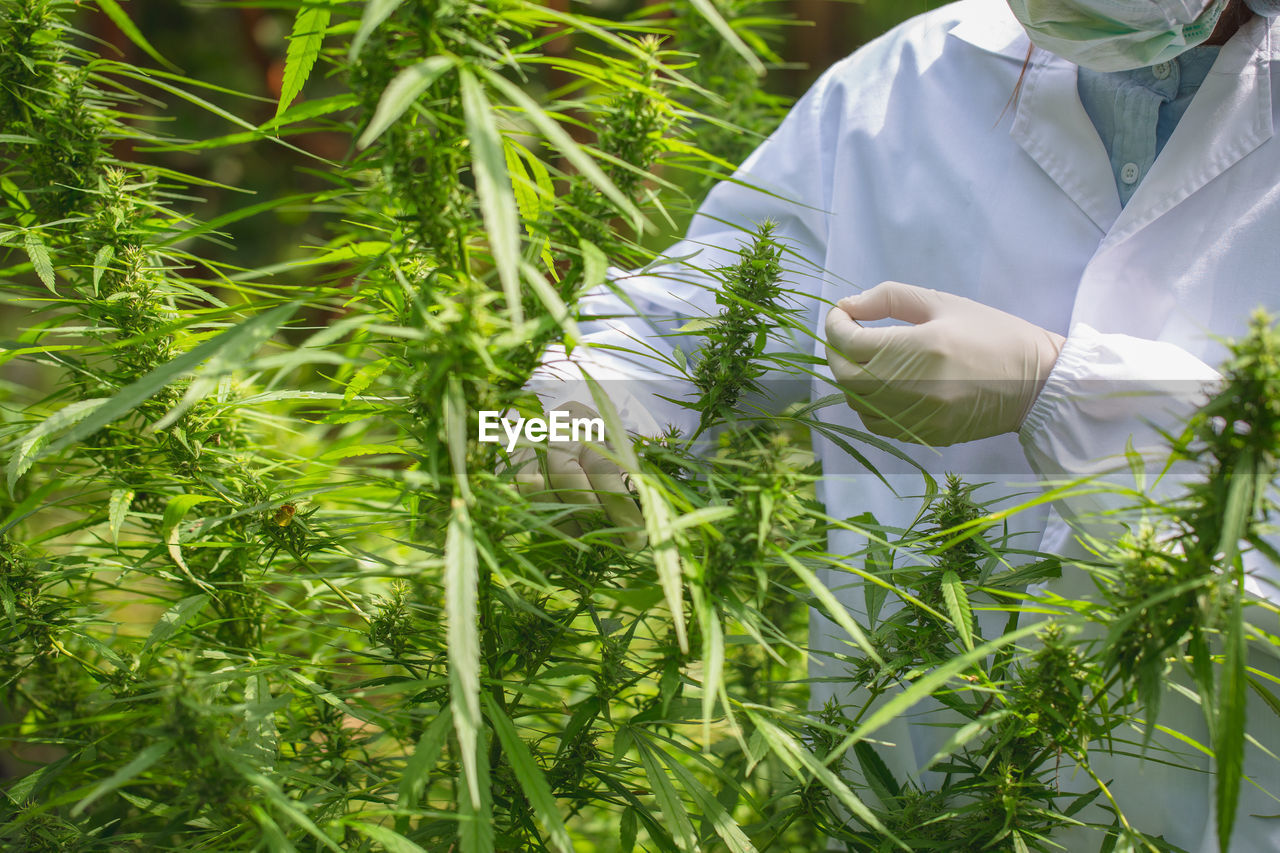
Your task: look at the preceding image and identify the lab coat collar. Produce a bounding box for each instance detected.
[947,0,1029,62]
[953,3,1278,240]
[1104,14,1275,249]
[949,1,1122,230]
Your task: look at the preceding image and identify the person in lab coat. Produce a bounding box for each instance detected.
[521,0,1280,848]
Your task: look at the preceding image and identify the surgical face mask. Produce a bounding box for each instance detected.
[1006,0,1230,72]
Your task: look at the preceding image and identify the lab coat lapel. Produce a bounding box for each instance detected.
[950,1,1122,232]
[1010,57,1123,233]
[1101,14,1276,251]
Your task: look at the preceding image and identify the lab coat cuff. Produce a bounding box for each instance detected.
[1017,325,1096,455]
[1018,322,1221,477]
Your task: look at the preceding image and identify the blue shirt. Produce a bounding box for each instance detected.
[1077,46,1220,207]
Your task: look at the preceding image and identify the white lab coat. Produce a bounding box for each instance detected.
[530,0,1280,848]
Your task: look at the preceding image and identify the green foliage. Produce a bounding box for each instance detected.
[1,1,1278,852]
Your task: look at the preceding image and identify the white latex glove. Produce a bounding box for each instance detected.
[824,281,1066,446]
[508,401,647,550]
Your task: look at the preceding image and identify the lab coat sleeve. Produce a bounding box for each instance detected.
[526,62,840,440]
[1018,323,1280,602]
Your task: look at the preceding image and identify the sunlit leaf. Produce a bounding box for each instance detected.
[277,1,332,118]
[459,68,523,325]
[349,0,405,60]
[356,57,453,150]
[23,232,54,292]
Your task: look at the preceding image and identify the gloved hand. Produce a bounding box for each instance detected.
[507,401,647,550]
[824,281,1066,446]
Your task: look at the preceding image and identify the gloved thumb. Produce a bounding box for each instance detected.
[838,281,941,325]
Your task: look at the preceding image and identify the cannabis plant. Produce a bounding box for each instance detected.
[2,2,1278,853]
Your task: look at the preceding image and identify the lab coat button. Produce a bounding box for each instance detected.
[1152,61,1172,80]
[1121,162,1141,184]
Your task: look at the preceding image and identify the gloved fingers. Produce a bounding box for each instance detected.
[825,304,865,361]
[510,445,546,497]
[880,394,950,446]
[827,346,887,396]
[511,444,585,538]
[838,281,942,325]
[824,307,926,363]
[829,327,926,391]
[545,443,602,509]
[559,399,601,425]
[843,380,914,425]
[855,409,908,441]
[579,446,647,550]
[556,399,628,517]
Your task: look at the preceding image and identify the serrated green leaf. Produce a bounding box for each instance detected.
[108,488,133,546]
[505,138,546,230]
[356,57,453,150]
[162,494,220,591]
[344,358,390,403]
[8,398,108,493]
[457,723,493,853]
[348,0,405,60]
[239,673,281,773]
[860,513,891,627]
[31,303,299,473]
[654,745,756,853]
[699,596,723,750]
[71,738,173,816]
[397,705,452,817]
[940,569,974,651]
[853,741,900,805]
[482,694,573,853]
[634,738,697,852]
[620,807,637,853]
[1216,589,1247,853]
[506,140,559,279]
[1248,674,1280,721]
[277,2,331,118]
[91,244,114,296]
[349,821,428,853]
[460,68,523,325]
[142,593,210,658]
[23,232,54,292]
[0,581,15,629]
[318,444,407,461]
[446,498,481,809]
[152,304,298,431]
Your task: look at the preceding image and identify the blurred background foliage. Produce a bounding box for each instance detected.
[63,0,934,274]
